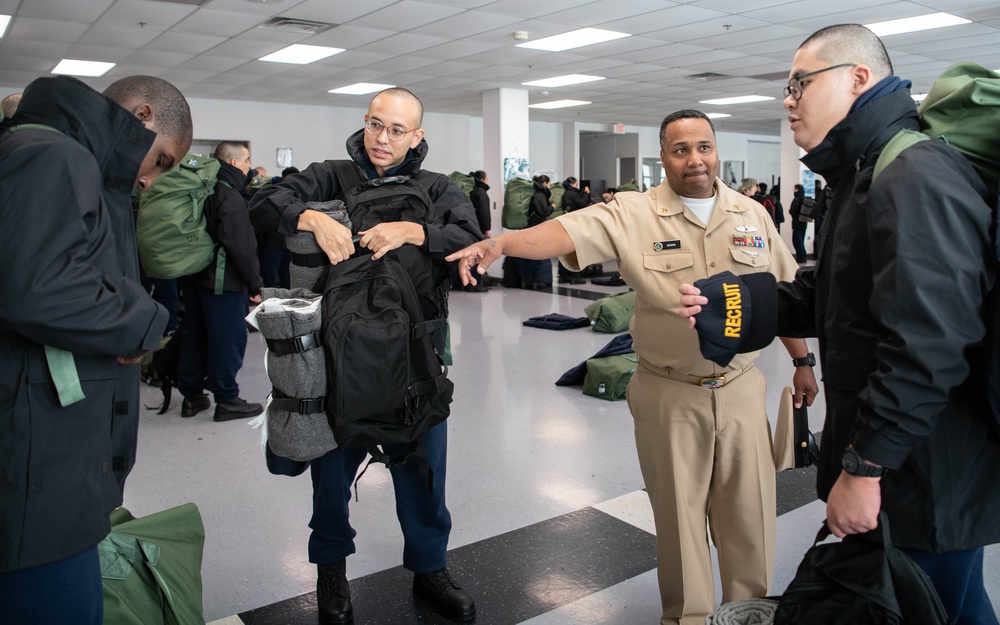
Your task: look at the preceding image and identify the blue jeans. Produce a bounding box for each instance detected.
[308,421,451,573]
[177,280,249,403]
[0,546,102,625]
[902,546,998,625]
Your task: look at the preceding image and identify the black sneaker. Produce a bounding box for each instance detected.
[413,568,476,622]
[318,561,353,624]
[213,397,263,422]
[180,394,210,418]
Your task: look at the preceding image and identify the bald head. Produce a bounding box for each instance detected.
[799,24,893,81]
[1,93,21,119]
[371,87,424,127]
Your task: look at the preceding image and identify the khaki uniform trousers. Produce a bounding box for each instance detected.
[627,362,775,625]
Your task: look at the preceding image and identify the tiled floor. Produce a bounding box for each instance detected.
[120,261,999,624]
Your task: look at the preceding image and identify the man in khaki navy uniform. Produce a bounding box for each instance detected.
[448,109,818,625]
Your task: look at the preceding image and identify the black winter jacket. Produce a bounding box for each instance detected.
[528,181,553,227]
[470,177,491,233]
[249,129,480,265]
[775,89,1000,551]
[0,76,168,572]
[187,160,263,295]
[560,183,591,212]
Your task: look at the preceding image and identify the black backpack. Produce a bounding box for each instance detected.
[321,162,453,481]
[775,513,950,625]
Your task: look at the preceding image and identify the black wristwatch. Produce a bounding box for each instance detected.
[792,352,816,367]
[842,448,887,478]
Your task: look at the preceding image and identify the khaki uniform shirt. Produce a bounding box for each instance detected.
[557,178,798,376]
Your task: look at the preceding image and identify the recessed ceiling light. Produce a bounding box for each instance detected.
[51,59,115,77]
[516,28,630,52]
[0,14,10,38]
[699,95,774,105]
[864,12,970,37]
[912,93,928,102]
[329,82,395,95]
[522,74,605,88]
[706,113,732,119]
[529,100,591,109]
[259,44,343,64]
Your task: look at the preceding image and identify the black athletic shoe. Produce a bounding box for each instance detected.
[213,397,263,421]
[318,561,353,624]
[180,394,210,418]
[413,568,476,622]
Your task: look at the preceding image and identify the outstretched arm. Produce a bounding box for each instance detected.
[445,220,575,286]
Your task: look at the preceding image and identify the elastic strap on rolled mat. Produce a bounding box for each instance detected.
[44,345,85,407]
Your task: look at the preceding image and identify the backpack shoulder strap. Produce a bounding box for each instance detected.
[872,129,932,181]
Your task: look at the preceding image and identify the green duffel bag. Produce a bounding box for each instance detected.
[501,176,534,229]
[448,171,475,198]
[99,503,206,625]
[548,183,565,220]
[584,290,636,333]
[583,352,638,400]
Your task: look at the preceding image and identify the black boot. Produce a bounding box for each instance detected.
[413,567,476,622]
[317,561,353,624]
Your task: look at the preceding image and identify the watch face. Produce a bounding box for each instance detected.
[842,450,860,473]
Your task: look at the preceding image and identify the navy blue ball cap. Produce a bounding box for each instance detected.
[692,270,777,367]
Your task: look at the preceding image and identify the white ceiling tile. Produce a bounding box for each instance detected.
[282,0,400,24]
[171,9,265,38]
[409,40,504,61]
[62,44,135,63]
[146,32,227,55]
[348,1,464,30]
[123,48,196,68]
[95,0,196,31]
[303,25,400,49]
[409,9,523,38]
[79,24,161,47]
[8,17,90,43]
[19,0,115,22]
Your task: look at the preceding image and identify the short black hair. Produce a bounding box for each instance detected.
[214,141,247,162]
[471,170,486,180]
[659,109,715,148]
[103,75,192,145]
[799,24,893,78]
[533,174,550,184]
[281,166,300,177]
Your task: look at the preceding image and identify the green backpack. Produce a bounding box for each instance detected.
[584,290,636,333]
[137,154,224,285]
[618,178,640,192]
[501,176,534,229]
[448,171,475,198]
[583,352,638,400]
[873,63,1000,191]
[548,183,566,220]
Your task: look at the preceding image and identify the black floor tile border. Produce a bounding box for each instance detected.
[238,507,657,625]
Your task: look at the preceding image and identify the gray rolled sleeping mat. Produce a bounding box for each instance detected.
[286,199,352,293]
[256,287,336,461]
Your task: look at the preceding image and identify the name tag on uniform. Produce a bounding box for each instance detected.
[653,240,681,251]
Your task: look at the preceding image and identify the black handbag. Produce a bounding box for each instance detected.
[775,512,950,625]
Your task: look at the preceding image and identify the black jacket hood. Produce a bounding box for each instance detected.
[15,76,156,193]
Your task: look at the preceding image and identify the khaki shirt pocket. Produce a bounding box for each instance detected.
[729,247,772,273]
[641,250,694,310]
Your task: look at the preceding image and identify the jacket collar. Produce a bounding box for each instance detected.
[652,178,755,218]
[801,89,919,184]
[475,178,490,191]
[14,76,156,193]
[217,159,248,188]
[345,128,428,179]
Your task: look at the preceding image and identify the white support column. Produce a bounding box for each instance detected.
[483,88,530,238]
[780,120,804,252]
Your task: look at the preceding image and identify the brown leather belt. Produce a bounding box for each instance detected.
[639,361,754,389]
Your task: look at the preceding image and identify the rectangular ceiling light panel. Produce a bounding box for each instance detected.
[517,28,630,52]
[260,44,344,64]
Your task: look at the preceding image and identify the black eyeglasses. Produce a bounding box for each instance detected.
[364,118,417,142]
[783,63,857,100]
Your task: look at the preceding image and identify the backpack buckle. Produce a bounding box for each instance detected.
[298,397,325,414]
[371,175,407,187]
